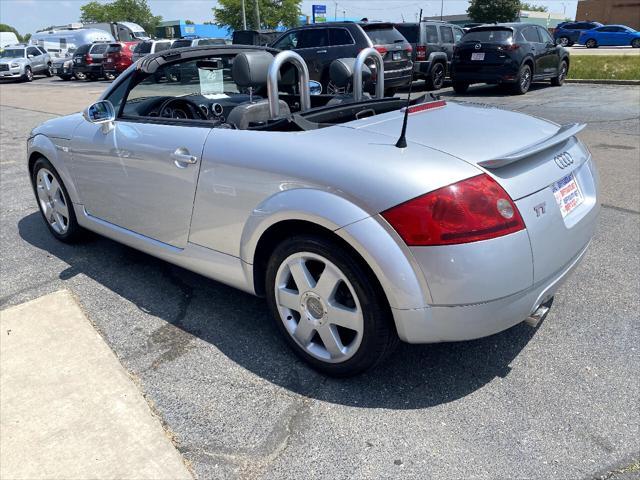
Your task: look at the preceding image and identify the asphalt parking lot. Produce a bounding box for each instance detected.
[1,77,639,479]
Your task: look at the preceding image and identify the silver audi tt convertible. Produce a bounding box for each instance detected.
[28,45,599,375]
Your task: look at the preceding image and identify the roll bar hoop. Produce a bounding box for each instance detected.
[353,48,385,101]
[267,50,311,118]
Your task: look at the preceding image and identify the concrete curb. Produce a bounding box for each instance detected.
[566,78,640,85]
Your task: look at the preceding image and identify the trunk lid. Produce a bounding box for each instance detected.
[345,100,600,284]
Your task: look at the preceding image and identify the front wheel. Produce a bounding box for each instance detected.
[31,158,83,243]
[512,64,532,95]
[425,62,446,90]
[266,235,398,377]
[22,66,33,82]
[452,81,469,94]
[585,39,597,48]
[551,60,568,86]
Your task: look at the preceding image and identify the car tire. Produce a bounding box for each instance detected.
[557,37,570,47]
[512,64,532,95]
[104,72,116,81]
[585,39,597,48]
[31,158,83,243]
[551,60,568,86]
[74,71,87,81]
[22,66,33,82]
[425,62,445,90]
[265,234,399,377]
[45,62,53,77]
[452,81,469,94]
[59,75,71,81]
[632,39,640,48]
[384,87,398,97]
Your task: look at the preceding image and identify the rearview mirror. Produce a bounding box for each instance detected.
[309,80,322,95]
[83,100,116,132]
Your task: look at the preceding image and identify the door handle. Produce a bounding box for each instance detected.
[316,49,327,54]
[171,147,198,168]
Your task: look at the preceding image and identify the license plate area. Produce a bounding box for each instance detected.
[552,173,584,218]
[471,52,485,61]
[392,51,402,61]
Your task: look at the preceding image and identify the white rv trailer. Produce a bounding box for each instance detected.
[30,27,115,58]
[1,32,20,48]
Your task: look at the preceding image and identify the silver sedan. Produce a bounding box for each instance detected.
[27,45,599,376]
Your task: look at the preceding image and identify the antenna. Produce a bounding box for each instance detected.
[395,79,413,149]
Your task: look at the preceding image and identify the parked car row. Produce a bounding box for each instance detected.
[553,21,640,47]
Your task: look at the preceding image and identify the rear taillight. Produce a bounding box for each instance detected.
[85,53,93,64]
[382,174,525,246]
[404,44,413,53]
[374,45,387,55]
[498,44,520,51]
[416,45,427,60]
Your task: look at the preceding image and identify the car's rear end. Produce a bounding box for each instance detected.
[73,43,108,80]
[347,101,599,342]
[360,23,413,90]
[103,43,132,78]
[395,22,442,80]
[452,26,524,85]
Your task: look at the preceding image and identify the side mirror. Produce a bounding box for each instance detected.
[83,100,116,132]
[308,80,322,95]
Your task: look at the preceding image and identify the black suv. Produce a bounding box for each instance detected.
[553,21,602,47]
[271,22,413,95]
[395,20,465,90]
[72,42,110,80]
[451,23,570,95]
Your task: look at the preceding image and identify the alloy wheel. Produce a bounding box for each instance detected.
[36,168,69,234]
[25,68,33,81]
[432,63,445,89]
[559,37,569,47]
[520,66,531,91]
[274,252,364,363]
[559,62,567,82]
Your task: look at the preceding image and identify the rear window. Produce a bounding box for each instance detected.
[462,28,513,43]
[106,44,122,53]
[198,38,226,46]
[134,42,152,54]
[90,44,108,54]
[75,44,91,54]
[172,39,193,48]
[154,42,171,52]
[363,26,406,45]
[395,24,419,43]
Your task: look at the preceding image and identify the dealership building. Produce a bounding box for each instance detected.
[576,0,640,30]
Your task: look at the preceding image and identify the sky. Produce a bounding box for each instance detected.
[0,0,579,36]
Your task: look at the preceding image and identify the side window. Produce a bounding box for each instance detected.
[453,27,464,42]
[440,26,454,43]
[425,25,439,43]
[273,32,299,50]
[329,28,354,46]
[298,29,329,48]
[60,38,67,50]
[521,27,540,43]
[27,47,40,57]
[91,44,108,54]
[538,27,553,43]
[105,76,131,115]
[37,46,47,54]
[598,27,612,32]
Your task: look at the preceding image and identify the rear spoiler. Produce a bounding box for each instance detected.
[478,123,586,169]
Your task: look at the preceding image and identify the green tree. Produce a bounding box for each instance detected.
[467,0,521,23]
[212,0,301,31]
[520,2,548,12]
[0,23,28,43]
[79,0,163,35]
[185,20,195,25]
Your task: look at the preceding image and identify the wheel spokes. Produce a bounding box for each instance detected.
[288,258,315,292]
[293,319,315,346]
[327,304,362,331]
[277,287,300,311]
[314,264,341,300]
[318,325,344,358]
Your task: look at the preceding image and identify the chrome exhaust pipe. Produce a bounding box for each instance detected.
[524,297,554,328]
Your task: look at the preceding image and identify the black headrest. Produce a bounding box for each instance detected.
[329,58,372,88]
[232,51,274,88]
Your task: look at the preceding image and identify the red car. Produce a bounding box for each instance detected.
[102,41,139,80]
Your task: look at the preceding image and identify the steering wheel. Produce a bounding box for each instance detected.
[158,98,207,120]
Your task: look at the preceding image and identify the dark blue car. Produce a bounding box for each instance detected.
[579,25,640,48]
[553,21,602,47]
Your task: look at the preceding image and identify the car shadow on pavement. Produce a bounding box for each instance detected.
[19,211,539,410]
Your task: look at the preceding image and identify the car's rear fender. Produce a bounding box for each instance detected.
[240,188,432,310]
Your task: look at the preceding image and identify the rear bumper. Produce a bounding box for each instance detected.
[393,241,591,343]
[73,64,103,75]
[452,62,519,83]
[413,60,432,75]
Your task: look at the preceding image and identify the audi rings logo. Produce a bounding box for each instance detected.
[554,152,574,169]
[474,43,482,50]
